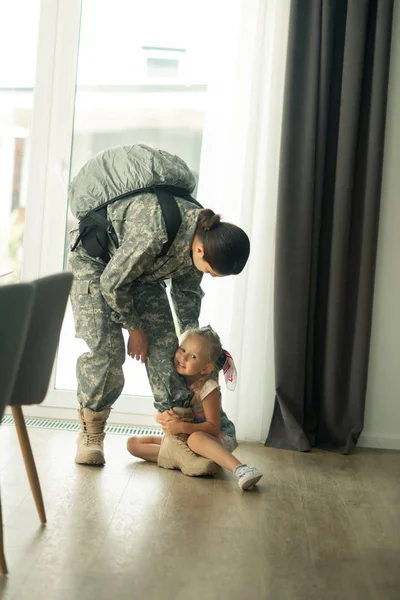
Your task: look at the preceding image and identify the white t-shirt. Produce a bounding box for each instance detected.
[191,378,237,440]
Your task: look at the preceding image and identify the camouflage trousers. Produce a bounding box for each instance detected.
[68,240,192,413]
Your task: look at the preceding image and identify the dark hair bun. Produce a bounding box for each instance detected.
[194,208,250,275]
[197,209,221,232]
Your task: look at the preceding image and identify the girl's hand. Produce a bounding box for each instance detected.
[162,417,184,436]
[155,410,174,424]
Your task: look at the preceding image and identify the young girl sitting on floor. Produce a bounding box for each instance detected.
[127,326,263,490]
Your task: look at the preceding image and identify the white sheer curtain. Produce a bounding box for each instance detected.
[198,0,291,441]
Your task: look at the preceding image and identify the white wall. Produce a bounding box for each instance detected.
[360,1,400,450]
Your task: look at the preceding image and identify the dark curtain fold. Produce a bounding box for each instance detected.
[266,0,394,453]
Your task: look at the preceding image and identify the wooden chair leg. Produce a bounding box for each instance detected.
[11,406,47,525]
[0,497,8,575]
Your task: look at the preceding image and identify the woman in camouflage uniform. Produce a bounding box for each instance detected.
[68,145,249,466]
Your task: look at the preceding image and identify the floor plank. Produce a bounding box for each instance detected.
[0,426,399,599]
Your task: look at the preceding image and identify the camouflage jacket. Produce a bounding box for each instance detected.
[69,145,204,331]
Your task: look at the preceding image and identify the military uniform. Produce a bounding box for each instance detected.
[68,145,204,413]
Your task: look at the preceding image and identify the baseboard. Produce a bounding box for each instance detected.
[1,413,161,436]
[3,405,154,427]
[358,432,400,450]
[4,406,399,450]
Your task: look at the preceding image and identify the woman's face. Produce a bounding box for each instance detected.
[191,238,223,277]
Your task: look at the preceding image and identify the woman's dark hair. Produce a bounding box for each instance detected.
[195,209,250,275]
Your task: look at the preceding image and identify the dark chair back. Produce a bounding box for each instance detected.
[0,284,34,420]
[8,272,73,407]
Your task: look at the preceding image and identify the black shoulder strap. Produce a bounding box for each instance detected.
[154,188,183,256]
[71,185,203,257]
[153,186,203,256]
[84,184,202,217]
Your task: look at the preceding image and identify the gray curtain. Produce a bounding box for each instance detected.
[266,0,394,453]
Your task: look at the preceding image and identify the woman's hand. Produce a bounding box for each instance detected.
[162,416,184,436]
[127,328,148,362]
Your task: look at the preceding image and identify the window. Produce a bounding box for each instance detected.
[51,0,230,414]
[0,0,40,283]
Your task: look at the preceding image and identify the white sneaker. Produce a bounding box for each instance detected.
[234,464,263,490]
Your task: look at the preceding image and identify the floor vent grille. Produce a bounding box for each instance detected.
[1,415,162,436]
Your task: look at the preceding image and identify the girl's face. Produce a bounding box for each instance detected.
[174,334,213,379]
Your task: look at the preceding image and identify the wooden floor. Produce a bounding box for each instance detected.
[0,426,399,600]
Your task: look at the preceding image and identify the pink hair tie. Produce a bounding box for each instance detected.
[217,349,237,391]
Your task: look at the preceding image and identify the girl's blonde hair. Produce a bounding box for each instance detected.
[180,326,224,391]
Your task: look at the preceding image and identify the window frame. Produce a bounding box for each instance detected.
[21,0,156,423]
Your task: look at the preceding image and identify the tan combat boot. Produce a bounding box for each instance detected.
[172,406,194,421]
[158,434,218,476]
[75,407,111,465]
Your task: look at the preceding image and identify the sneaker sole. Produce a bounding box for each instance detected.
[239,473,263,490]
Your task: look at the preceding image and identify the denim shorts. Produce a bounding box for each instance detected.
[219,434,239,453]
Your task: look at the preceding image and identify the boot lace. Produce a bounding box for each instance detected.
[175,435,197,455]
[80,420,105,447]
[84,432,104,446]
